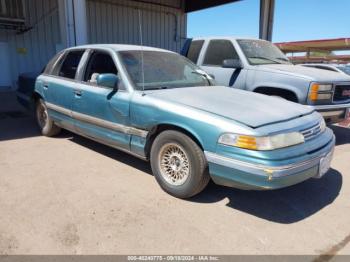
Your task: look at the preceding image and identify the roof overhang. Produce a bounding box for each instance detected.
[276,38,350,53]
[184,0,241,13]
[289,55,350,63]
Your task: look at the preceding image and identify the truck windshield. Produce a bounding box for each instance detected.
[337,66,350,75]
[237,39,291,65]
[119,50,211,90]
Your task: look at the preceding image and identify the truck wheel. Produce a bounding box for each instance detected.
[150,130,210,198]
[36,99,61,137]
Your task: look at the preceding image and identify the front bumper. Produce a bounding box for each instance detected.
[311,104,350,124]
[205,135,335,190]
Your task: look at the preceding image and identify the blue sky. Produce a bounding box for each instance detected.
[187,0,350,43]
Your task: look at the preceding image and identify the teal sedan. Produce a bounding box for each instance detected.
[31,44,335,198]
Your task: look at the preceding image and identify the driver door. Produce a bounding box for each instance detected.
[73,49,131,150]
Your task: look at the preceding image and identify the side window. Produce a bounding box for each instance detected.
[203,40,239,66]
[83,51,118,84]
[187,40,204,63]
[58,50,85,79]
[44,51,64,75]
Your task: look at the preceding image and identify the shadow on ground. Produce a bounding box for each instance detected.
[331,125,350,146]
[192,169,342,224]
[68,132,152,174]
[0,91,40,141]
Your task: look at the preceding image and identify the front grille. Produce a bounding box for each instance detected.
[334,85,350,102]
[301,123,322,141]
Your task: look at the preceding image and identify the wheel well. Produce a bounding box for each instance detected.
[145,124,203,159]
[30,92,43,111]
[254,87,298,102]
[32,92,42,101]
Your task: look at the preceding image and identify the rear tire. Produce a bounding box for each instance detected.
[150,130,210,198]
[36,99,61,137]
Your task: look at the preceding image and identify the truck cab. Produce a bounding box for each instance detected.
[181,37,350,124]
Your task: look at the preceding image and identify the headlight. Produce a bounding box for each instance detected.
[309,83,333,101]
[320,118,326,132]
[218,132,305,151]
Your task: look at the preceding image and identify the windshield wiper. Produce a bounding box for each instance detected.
[249,56,281,64]
[143,86,172,90]
[275,57,290,63]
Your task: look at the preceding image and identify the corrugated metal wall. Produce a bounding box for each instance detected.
[0,0,188,89]
[86,0,187,52]
[0,0,60,88]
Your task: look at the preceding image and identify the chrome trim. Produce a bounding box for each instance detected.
[46,102,148,138]
[310,104,350,110]
[300,123,322,141]
[53,121,147,161]
[320,110,345,117]
[205,151,321,172]
[46,102,72,117]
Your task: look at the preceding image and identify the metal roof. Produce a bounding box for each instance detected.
[184,0,241,12]
[276,38,350,53]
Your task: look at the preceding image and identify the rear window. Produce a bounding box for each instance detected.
[203,40,239,66]
[58,50,85,79]
[187,40,204,63]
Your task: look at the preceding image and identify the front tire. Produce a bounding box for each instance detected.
[150,130,210,198]
[36,99,61,137]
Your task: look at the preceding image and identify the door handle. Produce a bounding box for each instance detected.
[74,90,82,97]
[43,83,49,89]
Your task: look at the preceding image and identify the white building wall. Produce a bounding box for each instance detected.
[86,0,187,52]
[0,0,61,89]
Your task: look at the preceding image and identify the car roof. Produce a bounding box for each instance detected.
[66,44,174,53]
[191,36,266,42]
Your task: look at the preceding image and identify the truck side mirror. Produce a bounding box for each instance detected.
[223,59,242,69]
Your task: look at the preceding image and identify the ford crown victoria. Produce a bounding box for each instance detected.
[28,44,335,198]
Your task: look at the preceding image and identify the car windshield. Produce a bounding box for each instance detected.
[237,39,291,65]
[337,66,350,75]
[118,50,211,90]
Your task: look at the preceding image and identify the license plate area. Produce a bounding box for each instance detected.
[315,150,334,179]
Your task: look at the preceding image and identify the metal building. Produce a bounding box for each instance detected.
[0,0,188,90]
[0,0,273,91]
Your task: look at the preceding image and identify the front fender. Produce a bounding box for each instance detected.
[130,93,253,152]
[252,83,306,103]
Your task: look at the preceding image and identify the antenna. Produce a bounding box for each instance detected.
[138,9,145,95]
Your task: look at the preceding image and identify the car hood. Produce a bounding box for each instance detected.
[259,64,350,82]
[146,86,314,128]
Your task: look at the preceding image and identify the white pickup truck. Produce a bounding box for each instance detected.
[181,37,350,124]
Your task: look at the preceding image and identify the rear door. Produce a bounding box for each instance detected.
[199,39,245,88]
[42,50,86,130]
[72,49,131,150]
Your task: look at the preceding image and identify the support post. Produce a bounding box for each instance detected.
[58,0,88,48]
[259,0,275,41]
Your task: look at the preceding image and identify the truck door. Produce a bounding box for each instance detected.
[200,39,245,88]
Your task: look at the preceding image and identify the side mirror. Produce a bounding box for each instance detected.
[96,73,119,89]
[222,59,242,69]
[208,74,215,80]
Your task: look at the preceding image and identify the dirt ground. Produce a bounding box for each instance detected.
[0,91,349,256]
